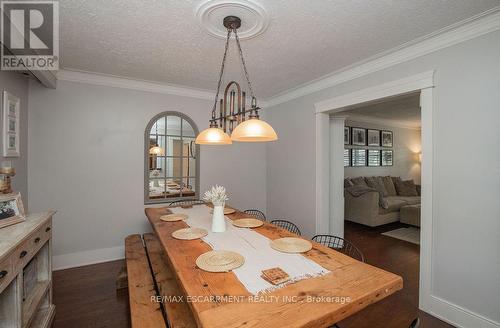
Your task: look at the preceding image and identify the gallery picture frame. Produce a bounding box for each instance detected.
[367,129,381,147]
[351,127,366,146]
[344,126,350,145]
[351,149,367,166]
[344,148,351,167]
[2,91,20,157]
[381,149,394,166]
[0,192,26,229]
[381,130,393,148]
[367,149,381,166]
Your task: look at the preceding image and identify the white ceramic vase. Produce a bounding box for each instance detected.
[211,202,226,232]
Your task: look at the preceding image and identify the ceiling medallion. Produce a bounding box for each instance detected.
[195,0,270,40]
[195,15,277,145]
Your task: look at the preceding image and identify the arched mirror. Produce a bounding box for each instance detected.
[145,112,199,204]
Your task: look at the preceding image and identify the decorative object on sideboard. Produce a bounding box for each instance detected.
[351,127,367,146]
[0,192,25,228]
[203,185,229,232]
[381,130,393,147]
[195,16,277,145]
[2,91,21,157]
[0,161,15,194]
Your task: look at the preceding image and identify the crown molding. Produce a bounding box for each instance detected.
[266,6,500,107]
[341,113,421,130]
[56,7,500,106]
[57,69,215,100]
[315,70,434,113]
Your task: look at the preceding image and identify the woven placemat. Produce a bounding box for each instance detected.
[196,250,245,272]
[209,207,236,215]
[232,218,264,228]
[270,237,312,254]
[160,213,188,222]
[171,227,208,240]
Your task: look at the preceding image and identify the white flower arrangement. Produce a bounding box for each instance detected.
[203,185,229,205]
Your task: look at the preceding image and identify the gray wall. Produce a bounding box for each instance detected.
[0,72,29,206]
[344,120,421,184]
[267,30,500,323]
[28,80,267,259]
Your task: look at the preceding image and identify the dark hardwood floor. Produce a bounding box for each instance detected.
[52,222,454,328]
[339,221,454,328]
[53,260,130,328]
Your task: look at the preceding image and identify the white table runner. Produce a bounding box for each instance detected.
[171,205,330,294]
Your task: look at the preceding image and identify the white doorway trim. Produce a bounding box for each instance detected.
[313,71,435,312]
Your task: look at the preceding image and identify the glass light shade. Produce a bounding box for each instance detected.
[231,118,278,142]
[149,145,164,155]
[195,127,232,145]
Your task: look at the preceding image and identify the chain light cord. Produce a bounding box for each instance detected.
[210,29,232,124]
[234,28,256,103]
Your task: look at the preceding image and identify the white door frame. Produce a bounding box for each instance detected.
[314,71,435,311]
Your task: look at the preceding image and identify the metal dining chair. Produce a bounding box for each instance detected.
[168,199,205,207]
[312,235,365,263]
[243,209,267,221]
[312,235,364,328]
[270,219,301,236]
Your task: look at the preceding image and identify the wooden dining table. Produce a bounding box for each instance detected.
[145,205,403,328]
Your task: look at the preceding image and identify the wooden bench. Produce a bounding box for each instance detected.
[143,233,197,328]
[125,234,196,328]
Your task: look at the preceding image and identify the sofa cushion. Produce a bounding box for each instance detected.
[344,178,354,188]
[351,177,368,187]
[382,176,397,196]
[365,177,387,196]
[380,196,408,211]
[394,179,419,196]
[398,196,421,205]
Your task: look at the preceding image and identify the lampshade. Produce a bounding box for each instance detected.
[231,118,278,142]
[149,145,164,155]
[195,127,232,145]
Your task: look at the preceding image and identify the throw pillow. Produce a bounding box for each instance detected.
[344,178,354,188]
[382,176,397,196]
[375,176,389,197]
[351,177,368,187]
[365,177,388,197]
[394,179,419,196]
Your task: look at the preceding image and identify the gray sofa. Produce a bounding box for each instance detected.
[344,176,420,227]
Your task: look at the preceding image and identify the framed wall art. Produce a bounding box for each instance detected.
[367,129,380,146]
[381,150,394,166]
[351,127,366,146]
[368,149,381,166]
[344,126,350,145]
[344,148,351,167]
[381,130,393,148]
[352,149,366,166]
[3,91,20,157]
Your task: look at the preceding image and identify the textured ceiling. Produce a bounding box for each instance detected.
[341,93,421,127]
[59,0,500,98]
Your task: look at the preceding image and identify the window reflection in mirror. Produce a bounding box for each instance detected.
[146,112,199,203]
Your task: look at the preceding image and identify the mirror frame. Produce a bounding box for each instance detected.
[144,111,200,204]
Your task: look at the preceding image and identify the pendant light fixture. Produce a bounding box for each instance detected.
[195,16,277,145]
[149,122,165,155]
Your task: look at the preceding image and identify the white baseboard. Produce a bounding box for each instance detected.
[52,246,125,271]
[426,295,500,328]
